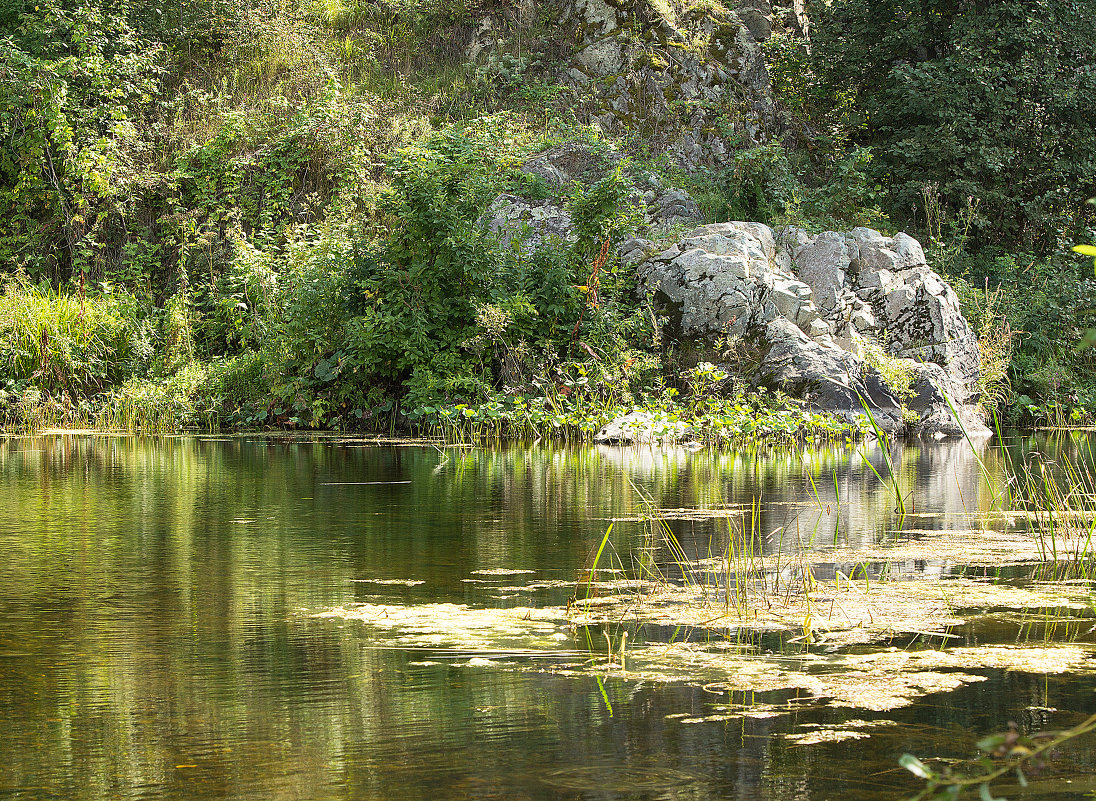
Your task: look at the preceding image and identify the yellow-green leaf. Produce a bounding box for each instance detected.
[1073,244,1096,276]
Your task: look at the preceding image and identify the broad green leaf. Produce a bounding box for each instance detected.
[898,754,933,779]
[976,734,1006,752]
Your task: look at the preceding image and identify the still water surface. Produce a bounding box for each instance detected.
[1,434,1095,800]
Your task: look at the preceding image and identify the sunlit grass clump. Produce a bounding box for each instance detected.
[0,282,152,429]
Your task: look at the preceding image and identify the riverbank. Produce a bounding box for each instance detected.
[4,378,868,445]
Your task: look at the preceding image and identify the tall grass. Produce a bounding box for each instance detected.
[0,282,151,429]
[95,365,215,433]
[0,282,144,391]
[1004,448,1096,576]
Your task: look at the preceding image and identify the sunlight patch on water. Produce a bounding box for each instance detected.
[312,603,571,651]
[470,568,537,576]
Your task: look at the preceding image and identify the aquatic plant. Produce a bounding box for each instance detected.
[1004,448,1096,575]
[411,388,864,446]
[856,391,908,517]
[901,711,1096,801]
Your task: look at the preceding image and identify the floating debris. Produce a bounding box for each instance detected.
[312,603,569,651]
[784,720,897,745]
[469,568,536,576]
[320,481,412,485]
[350,579,426,586]
[314,576,1096,713]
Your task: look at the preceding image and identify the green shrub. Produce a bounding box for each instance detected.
[810,0,1096,252]
[687,144,886,230]
[194,352,272,427]
[0,0,163,282]
[860,341,915,401]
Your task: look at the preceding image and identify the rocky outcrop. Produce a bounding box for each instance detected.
[480,144,703,248]
[463,0,785,169]
[557,0,780,167]
[636,222,988,437]
[478,147,985,439]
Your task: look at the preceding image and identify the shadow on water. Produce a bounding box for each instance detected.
[0,433,1094,799]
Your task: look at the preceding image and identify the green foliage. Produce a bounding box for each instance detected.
[901,712,1096,801]
[689,144,886,230]
[12,0,1091,436]
[718,144,799,224]
[340,132,503,409]
[943,249,1096,422]
[0,280,148,392]
[949,278,1013,412]
[810,0,1096,252]
[96,350,271,432]
[860,341,915,401]
[96,363,212,432]
[416,385,861,444]
[0,0,163,281]
[160,290,195,374]
[192,233,278,356]
[568,163,642,257]
[0,280,154,428]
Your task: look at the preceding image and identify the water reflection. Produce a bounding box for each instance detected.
[0,433,1092,800]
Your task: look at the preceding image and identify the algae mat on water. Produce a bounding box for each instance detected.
[312,596,1096,714]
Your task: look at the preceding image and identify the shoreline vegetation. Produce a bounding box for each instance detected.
[0,272,865,444]
[3,1,1095,442]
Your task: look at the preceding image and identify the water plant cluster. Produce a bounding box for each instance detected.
[607,427,1096,797]
[413,385,863,444]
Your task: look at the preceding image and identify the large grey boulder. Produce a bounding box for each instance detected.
[482,194,574,254]
[639,223,988,437]
[521,142,605,188]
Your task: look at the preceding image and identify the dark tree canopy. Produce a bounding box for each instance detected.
[810,0,1096,252]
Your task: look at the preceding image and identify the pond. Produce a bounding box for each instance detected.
[1,433,1095,800]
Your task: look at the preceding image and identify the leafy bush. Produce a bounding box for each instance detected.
[687,144,886,230]
[0,0,163,281]
[860,341,915,402]
[810,0,1096,252]
[943,251,1096,421]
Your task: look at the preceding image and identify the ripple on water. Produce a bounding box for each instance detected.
[540,764,701,792]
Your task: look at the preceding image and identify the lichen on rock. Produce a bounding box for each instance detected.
[547,0,782,168]
[637,221,988,437]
